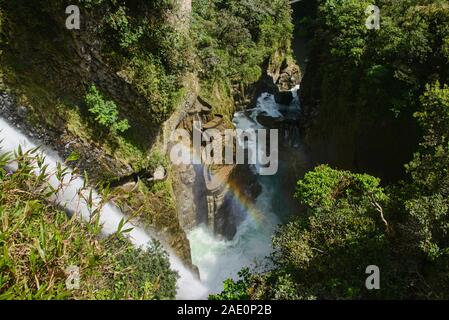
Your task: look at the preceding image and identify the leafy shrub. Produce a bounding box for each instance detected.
[79,0,187,124]
[209,269,252,300]
[85,85,130,133]
[0,148,178,299]
[123,55,178,122]
[105,6,145,49]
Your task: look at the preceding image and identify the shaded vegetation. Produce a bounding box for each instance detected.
[0,0,191,180]
[300,0,449,181]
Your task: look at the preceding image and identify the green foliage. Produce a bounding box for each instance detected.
[269,166,391,299]
[2,0,189,130]
[295,165,386,211]
[320,0,372,65]
[123,55,179,121]
[85,85,130,133]
[215,82,449,299]
[402,82,449,262]
[298,0,449,183]
[105,6,145,49]
[106,239,178,300]
[316,0,449,112]
[148,149,168,172]
[404,195,449,260]
[89,0,190,122]
[192,0,293,84]
[408,82,449,192]
[209,269,252,300]
[0,148,178,299]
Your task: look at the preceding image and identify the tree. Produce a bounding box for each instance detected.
[403,82,449,261]
[268,165,391,299]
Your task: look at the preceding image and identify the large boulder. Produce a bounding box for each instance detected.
[277,62,301,91]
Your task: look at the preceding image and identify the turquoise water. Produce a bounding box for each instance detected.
[188,88,302,295]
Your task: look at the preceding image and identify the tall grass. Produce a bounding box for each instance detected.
[0,147,178,300]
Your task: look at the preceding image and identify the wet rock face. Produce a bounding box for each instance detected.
[214,191,241,240]
[277,63,301,91]
[246,57,301,110]
[273,60,301,106]
[168,97,211,233]
[172,163,209,231]
[256,113,283,129]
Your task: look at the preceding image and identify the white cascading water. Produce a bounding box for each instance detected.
[188,87,300,294]
[0,117,208,300]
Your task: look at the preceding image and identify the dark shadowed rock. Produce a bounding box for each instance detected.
[257,113,283,129]
[274,90,294,105]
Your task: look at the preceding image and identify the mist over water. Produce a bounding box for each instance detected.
[188,88,300,295]
[188,181,280,294]
[0,117,207,300]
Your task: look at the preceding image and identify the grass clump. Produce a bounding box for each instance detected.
[0,148,178,300]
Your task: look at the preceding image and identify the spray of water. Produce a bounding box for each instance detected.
[188,87,300,295]
[0,117,208,300]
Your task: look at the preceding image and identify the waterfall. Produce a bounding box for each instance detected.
[0,117,208,300]
[188,87,301,294]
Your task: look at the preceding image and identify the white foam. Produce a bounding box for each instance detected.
[188,183,279,294]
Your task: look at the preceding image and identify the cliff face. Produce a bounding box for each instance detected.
[299,60,419,182]
[0,0,191,179]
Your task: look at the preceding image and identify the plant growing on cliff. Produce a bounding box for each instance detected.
[85,85,130,133]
